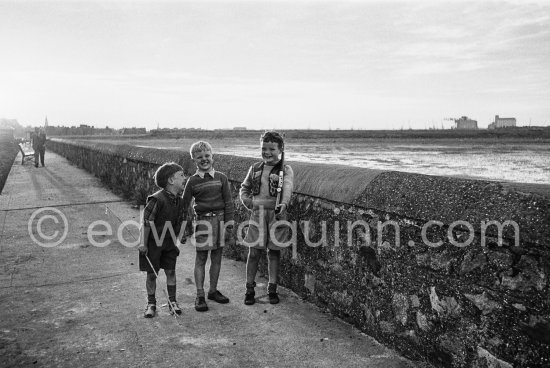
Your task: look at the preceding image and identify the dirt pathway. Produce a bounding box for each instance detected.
[0,152,426,368]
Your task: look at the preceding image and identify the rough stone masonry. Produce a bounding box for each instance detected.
[48,138,550,368]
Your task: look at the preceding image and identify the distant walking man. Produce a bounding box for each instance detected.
[32,127,46,167]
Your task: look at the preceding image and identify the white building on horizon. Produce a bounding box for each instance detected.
[488,115,516,129]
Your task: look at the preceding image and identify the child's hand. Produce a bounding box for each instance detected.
[275,204,287,220]
[137,244,148,254]
[224,225,235,246]
[183,221,194,238]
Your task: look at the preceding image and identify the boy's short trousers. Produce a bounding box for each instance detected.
[192,211,232,252]
[244,208,291,250]
[139,243,179,273]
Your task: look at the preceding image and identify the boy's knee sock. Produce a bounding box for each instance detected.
[246,281,256,292]
[167,285,176,302]
[197,288,205,298]
[147,294,156,305]
[268,283,277,294]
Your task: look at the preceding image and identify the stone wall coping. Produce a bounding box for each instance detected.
[49,138,550,244]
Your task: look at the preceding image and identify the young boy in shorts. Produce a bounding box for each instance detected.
[138,162,186,318]
[182,141,234,312]
[240,131,294,305]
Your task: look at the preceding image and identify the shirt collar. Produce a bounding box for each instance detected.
[195,168,216,179]
[162,189,179,203]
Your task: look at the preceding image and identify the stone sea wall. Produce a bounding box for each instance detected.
[48,138,550,368]
[0,129,18,194]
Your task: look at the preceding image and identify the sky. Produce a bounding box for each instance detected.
[1,0,549,130]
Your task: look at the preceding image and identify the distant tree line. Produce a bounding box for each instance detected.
[46,125,147,136]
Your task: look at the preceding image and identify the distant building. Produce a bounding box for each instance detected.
[0,118,20,130]
[454,116,478,129]
[233,126,247,130]
[42,124,116,136]
[121,127,147,135]
[80,124,94,135]
[488,115,516,129]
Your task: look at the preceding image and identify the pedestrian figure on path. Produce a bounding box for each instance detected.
[32,127,46,167]
[138,162,186,317]
[240,131,294,305]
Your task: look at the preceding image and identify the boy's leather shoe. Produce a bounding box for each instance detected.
[244,290,256,305]
[169,301,182,315]
[195,296,208,312]
[268,292,280,304]
[144,304,156,318]
[207,290,229,304]
[267,283,279,304]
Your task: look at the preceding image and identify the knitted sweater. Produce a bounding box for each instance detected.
[182,170,234,222]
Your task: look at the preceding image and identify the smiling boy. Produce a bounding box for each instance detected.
[138,162,186,317]
[182,141,234,312]
[240,131,294,305]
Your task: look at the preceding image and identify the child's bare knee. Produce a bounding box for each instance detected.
[248,248,261,261]
[195,251,209,266]
[210,248,223,262]
[268,249,281,260]
[164,269,175,277]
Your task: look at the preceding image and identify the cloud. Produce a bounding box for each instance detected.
[2,1,550,129]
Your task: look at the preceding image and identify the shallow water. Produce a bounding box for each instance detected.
[214,140,550,185]
[92,137,550,185]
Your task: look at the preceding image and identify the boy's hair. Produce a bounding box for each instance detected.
[261,131,284,151]
[154,162,183,188]
[189,141,213,157]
